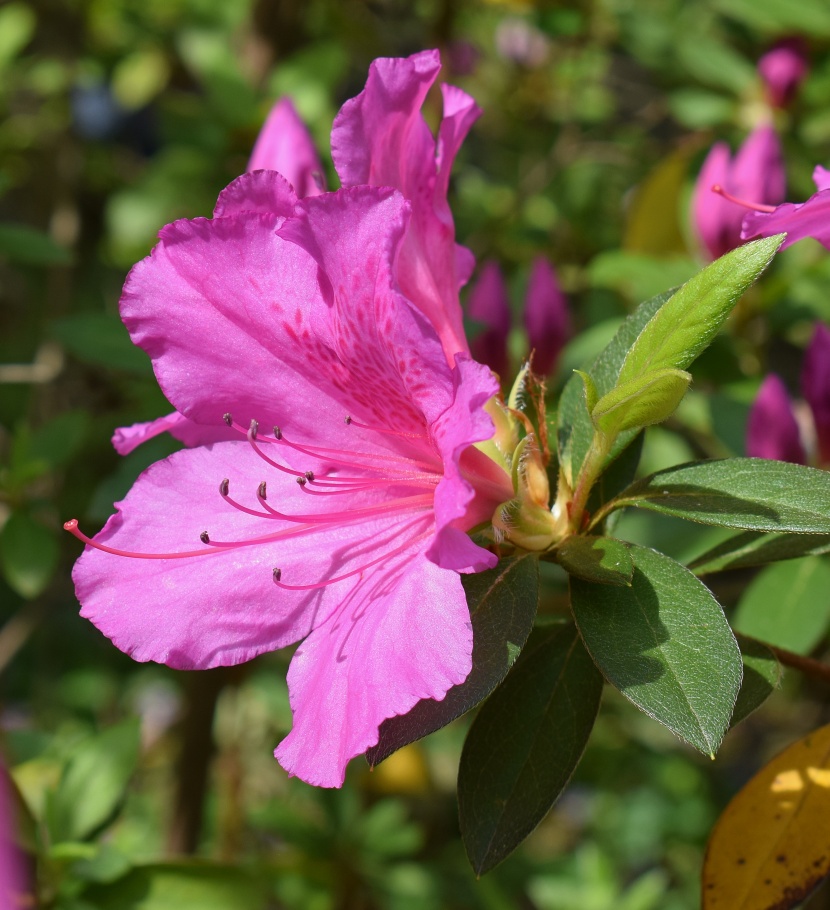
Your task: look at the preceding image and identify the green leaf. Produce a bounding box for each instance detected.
[690,531,830,575]
[558,290,670,487]
[574,369,598,413]
[731,636,781,728]
[51,314,151,374]
[458,624,603,875]
[733,557,830,655]
[0,223,72,266]
[591,368,691,436]
[616,235,783,386]
[80,863,266,909]
[607,459,830,534]
[49,719,141,842]
[367,556,539,767]
[0,511,59,599]
[555,536,633,586]
[570,545,742,756]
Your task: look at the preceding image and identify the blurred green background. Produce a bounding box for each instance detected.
[3,0,830,907]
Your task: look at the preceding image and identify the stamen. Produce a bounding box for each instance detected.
[246,430,306,478]
[711,184,777,214]
[272,522,431,590]
[258,481,267,500]
[305,471,315,481]
[64,519,215,560]
[296,476,307,487]
[219,477,229,496]
[274,426,282,440]
[223,412,233,427]
[200,531,210,543]
[345,415,428,441]
[274,429,439,474]
[249,419,259,439]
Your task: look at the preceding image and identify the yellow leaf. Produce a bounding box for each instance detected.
[702,723,830,909]
[623,147,692,256]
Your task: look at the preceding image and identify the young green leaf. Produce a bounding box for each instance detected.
[574,369,599,413]
[733,557,830,655]
[0,511,59,599]
[616,234,783,385]
[731,636,781,728]
[367,556,539,767]
[690,531,830,575]
[555,535,633,586]
[458,624,603,875]
[570,544,741,756]
[591,368,691,436]
[604,459,830,534]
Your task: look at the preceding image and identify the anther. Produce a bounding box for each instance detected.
[273,426,282,440]
[258,481,267,500]
[273,567,282,582]
[200,531,210,544]
[223,413,233,427]
[305,471,315,482]
[249,419,259,439]
[345,415,352,425]
[219,478,229,497]
[296,476,307,487]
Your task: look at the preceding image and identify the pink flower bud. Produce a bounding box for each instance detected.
[758,39,808,109]
[467,261,511,377]
[524,257,570,375]
[248,98,324,198]
[746,374,806,464]
[801,323,830,465]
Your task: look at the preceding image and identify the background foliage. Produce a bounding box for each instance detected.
[3,0,830,907]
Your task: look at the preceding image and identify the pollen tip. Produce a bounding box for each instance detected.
[249,419,259,439]
[200,531,210,544]
[273,567,282,582]
[219,478,229,496]
[304,471,315,481]
[344,415,352,425]
[63,519,79,532]
[223,412,233,426]
[273,426,282,440]
[258,481,267,499]
[296,476,307,487]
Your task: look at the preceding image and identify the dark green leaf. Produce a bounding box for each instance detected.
[367,556,539,766]
[570,545,741,756]
[690,531,830,574]
[733,557,830,655]
[0,512,59,599]
[555,536,633,586]
[616,235,783,385]
[0,223,72,265]
[49,719,141,842]
[30,410,91,468]
[731,636,781,728]
[80,863,266,910]
[458,624,603,875]
[608,459,830,534]
[591,368,691,436]
[557,291,670,488]
[51,314,152,374]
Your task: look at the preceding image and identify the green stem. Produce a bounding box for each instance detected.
[568,431,612,532]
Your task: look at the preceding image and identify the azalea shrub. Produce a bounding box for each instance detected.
[6,2,830,909]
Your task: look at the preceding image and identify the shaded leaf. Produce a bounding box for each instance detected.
[733,558,830,655]
[616,235,783,386]
[49,719,141,842]
[458,624,603,875]
[51,314,151,374]
[555,536,633,586]
[0,512,59,599]
[731,637,781,728]
[0,223,71,266]
[570,544,741,756]
[702,723,830,909]
[609,459,830,534]
[691,531,830,575]
[367,556,539,767]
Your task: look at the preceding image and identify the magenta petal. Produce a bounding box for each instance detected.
[693,142,734,260]
[467,261,511,376]
[731,125,786,209]
[758,39,808,108]
[276,553,472,787]
[524,256,571,375]
[213,171,298,219]
[742,188,830,250]
[801,323,830,464]
[247,98,324,198]
[814,165,830,192]
[746,375,806,463]
[331,51,473,361]
[73,442,435,669]
[112,411,237,455]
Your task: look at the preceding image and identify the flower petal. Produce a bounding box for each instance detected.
[746,374,806,464]
[331,51,473,361]
[247,97,324,198]
[73,441,435,669]
[802,323,830,464]
[814,165,830,192]
[111,411,236,455]
[276,553,472,787]
[693,142,734,260]
[742,188,830,250]
[213,170,298,219]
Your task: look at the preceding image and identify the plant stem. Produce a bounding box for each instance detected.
[567,431,611,532]
[765,644,830,686]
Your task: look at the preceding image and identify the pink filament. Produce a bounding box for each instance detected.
[711,184,777,214]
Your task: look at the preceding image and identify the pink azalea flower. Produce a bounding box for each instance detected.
[693,125,785,261]
[66,173,514,788]
[248,97,325,198]
[524,256,571,375]
[114,51,478,456]
[741,165,830,250]
[758,39,808,109]
[467,261,511,377]
[746,324,830,467]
